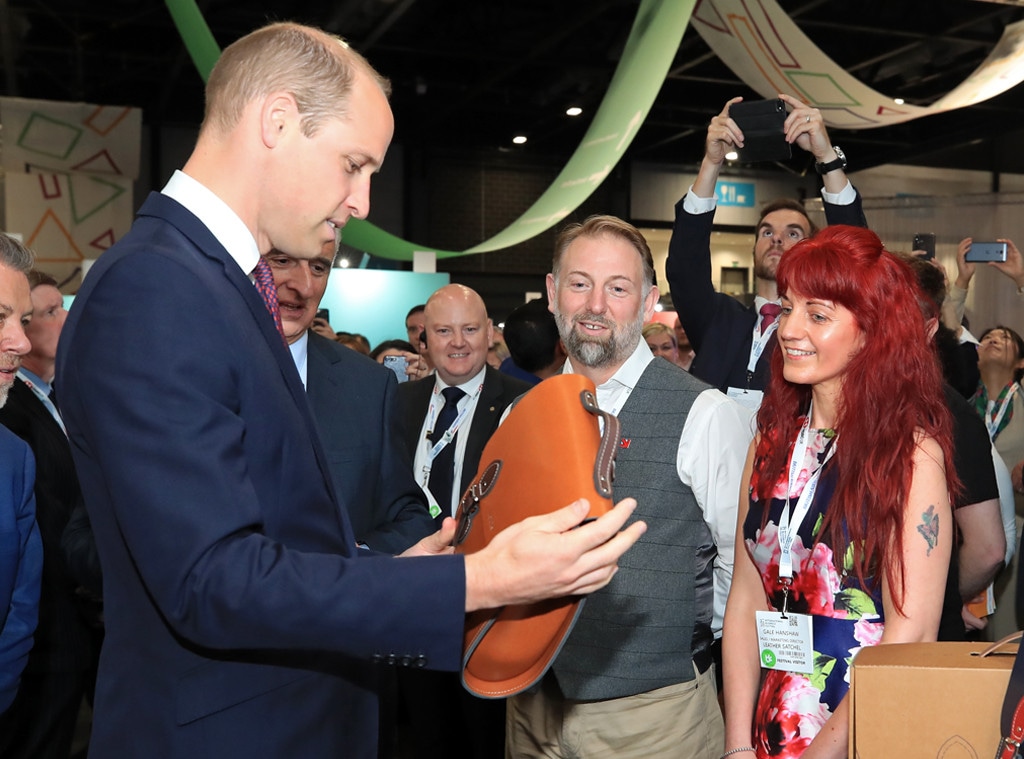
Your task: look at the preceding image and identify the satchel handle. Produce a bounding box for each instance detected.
[579,389,618,499]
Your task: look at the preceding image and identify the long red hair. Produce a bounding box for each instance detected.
[754,225,958,612]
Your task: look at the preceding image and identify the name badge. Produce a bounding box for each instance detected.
[755,610,814,674]
[727,387,764,411]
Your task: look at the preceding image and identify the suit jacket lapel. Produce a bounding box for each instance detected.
[137,194,345,517]
[461,367,504,492]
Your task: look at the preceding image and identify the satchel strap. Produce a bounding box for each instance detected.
[998,697,1024,759]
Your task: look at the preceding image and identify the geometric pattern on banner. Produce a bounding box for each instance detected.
[17,112,83,162]
[72,149,123,176]
[27,208,84,263]
[1,97,142,178]
[68,174,127,224]
[693,0,1024,129]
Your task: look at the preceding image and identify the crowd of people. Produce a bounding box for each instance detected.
[0,18,1022,759]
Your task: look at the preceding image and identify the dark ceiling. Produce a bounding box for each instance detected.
[4,0,1024,181]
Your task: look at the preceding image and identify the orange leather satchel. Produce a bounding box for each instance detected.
[452,373,619,698]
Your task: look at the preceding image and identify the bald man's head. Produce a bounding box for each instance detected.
[424,284,493,385]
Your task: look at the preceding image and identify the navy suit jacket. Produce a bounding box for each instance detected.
[0,426,40,714]
[55,192,465,759]
[665,191,866,393]
[397,366,532,520]
[306,332,434,553]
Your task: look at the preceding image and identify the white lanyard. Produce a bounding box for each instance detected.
[747,319,779,374]
[778,407,836,579]
[17,371,66,436]
[985,383,1018,441]
[420,381,483,486]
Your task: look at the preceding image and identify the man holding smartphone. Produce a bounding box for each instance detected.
[665,94,866,407]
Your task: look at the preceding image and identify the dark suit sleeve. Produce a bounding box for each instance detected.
[59,249,464,665]
[823,186,867,228]
[61,501,102,598]
[0,437,41,714]
[358,372,436,554]
[664,199,719,357]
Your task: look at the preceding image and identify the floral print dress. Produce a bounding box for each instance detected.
[743,429,884,759]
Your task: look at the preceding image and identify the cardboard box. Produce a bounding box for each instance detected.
[849,641,1015,758]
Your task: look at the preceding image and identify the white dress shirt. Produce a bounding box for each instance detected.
[560,341,755,635]
[412,366,488,518]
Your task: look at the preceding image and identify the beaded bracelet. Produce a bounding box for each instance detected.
[720,748,756,759]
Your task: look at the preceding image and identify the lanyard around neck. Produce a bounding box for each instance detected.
[778,405,837,579]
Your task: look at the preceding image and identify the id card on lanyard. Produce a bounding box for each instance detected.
[420,382,483,518]
[755,406,836,675]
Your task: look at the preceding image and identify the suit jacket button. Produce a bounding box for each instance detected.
[414,655,428,668]
[399,655,412,667]
[385,653,397,665]
[371,653,382,664]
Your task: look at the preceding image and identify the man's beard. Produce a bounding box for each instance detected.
[555,308,643,369]
[753,245,780,282]
[0,381,12,409]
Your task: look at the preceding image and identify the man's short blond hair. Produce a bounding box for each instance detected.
[203,22,391,138]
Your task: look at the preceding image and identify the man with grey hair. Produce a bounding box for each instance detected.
[506,215,753,759]
[0,233,42,717]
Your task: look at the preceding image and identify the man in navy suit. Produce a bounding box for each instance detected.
[0,234,42,718]
[265,244,434,553]
[665,94,866,407]
[55,22,645,759]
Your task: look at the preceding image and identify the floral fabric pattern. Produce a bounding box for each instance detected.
[744,428,884,759]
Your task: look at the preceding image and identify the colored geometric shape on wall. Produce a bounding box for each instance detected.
[83,105,133,137]
[68,174,127,224]
[788,72,860,108]
[26,209,84,262]
[17,112,83,161]
[36,173,63,200]
[693,1,730,35]
[71,149,124,176]
[89,229,117,252]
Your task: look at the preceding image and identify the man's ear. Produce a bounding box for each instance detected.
[545,273,556,312]
[925,316,939,341]
[260,92,300,148]
[642,285,660,322]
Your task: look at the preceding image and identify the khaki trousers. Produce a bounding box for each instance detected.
[505,665,723,759]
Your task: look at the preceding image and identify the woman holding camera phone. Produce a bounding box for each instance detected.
[722,226,956,759]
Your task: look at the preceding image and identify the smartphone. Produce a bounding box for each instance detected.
[383,354,409,383]
[912,233,936,261]
[315,308,330,323]
[965,241,1008,263]
[730,98,792,163]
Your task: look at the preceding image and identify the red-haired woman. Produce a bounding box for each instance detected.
[722,225,957,759]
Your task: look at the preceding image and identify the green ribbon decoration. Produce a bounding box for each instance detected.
[163,0,694,260]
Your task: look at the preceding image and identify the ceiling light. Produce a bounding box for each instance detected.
[338,258,350,269]
[725,150,739,161]
[654,303,664,312]
[512,135,527,145]
[894,97,905,105]
[566,106,583,117]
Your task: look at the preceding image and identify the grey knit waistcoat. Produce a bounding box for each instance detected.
[552,358,717,701]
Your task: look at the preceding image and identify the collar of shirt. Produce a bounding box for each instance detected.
[17,367,50,396]
[560,339,653,417]
[162,170,261,278]
[433,365,488,397]
[288,331,310,388]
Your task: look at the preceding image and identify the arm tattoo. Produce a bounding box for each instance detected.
[916,504,939,556]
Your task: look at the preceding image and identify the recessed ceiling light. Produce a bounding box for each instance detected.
[725,150,739,161]
[566,106,583,117]
[894,97,905,105]
[512,135,528,145]
[338,258,350,269]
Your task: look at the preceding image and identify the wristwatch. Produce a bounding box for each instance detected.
[815,146,846,175]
